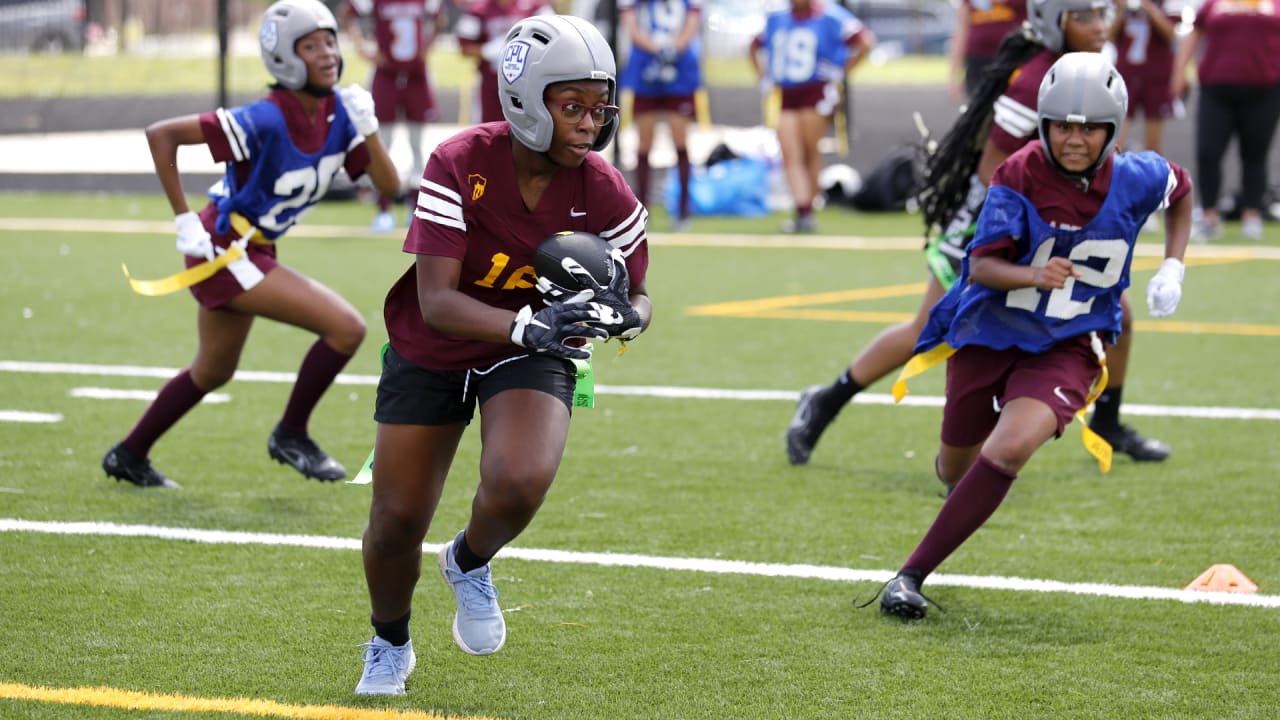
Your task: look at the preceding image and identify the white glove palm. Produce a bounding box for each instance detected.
[174,211,214,261]
[339,84,379,137]
[481,37,506,65]
[1146,258,1185,317]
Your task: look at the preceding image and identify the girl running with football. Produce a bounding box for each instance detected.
[354,15,652,696]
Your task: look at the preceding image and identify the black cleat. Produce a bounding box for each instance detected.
[102,443,180,489]
[786,385,838,466]
[268,425,346,481]
[1090,423,1171,462]
[880,571,931,620]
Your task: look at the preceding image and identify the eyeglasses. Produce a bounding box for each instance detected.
[554,102,620,126]
[1066,8,1113,23]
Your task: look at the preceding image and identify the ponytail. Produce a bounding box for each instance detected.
[917,26,1046,237]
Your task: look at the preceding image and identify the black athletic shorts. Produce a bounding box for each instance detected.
[374,344,576,426]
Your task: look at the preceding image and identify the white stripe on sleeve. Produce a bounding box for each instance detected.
[993,95,1039,140]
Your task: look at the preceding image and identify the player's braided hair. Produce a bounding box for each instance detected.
[916,25,1045,238]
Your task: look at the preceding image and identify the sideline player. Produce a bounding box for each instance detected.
[619,0,704,230]
[454,0,552,124]
[750,0,875,233]
[343,0,445,231]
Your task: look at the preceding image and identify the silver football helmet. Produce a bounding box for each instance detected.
[259,0,340,90]
[1026,0,1115,53]
[1038,52,1129,174]
[499,15,618,153]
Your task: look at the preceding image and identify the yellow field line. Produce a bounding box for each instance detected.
[0,682,501,720]
[688,282,926,316]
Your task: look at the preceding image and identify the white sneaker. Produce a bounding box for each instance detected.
[1191,217,1221,243]
[438,530,507,655]
[354,636,416,696]
[371,211,396,233]
[1242,216,1264,240]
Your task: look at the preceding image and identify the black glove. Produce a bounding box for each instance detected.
[563,250,643,340]
[510,303,608,360]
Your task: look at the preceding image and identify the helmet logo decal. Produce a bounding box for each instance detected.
[468,173,487,201]
[260,20,279,53]
[501,41,531,85]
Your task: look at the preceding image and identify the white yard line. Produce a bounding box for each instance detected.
[2,518,1276,608]
[0,410,61,423]
[3,359,1278,421]
[69,387,231,403]
[3,216,1280,258]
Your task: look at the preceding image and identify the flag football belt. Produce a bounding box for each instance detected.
[891,333,1113,473]
[121,213,267,296]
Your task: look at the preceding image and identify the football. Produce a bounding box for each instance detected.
[533,231,615,298]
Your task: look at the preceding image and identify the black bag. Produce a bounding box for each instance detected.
[850,145,920,212]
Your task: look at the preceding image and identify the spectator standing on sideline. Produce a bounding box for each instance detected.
[874,53,1191,620]
[343,0,446,232]
[948,0,1028,103]
[619,0,704,231]
[787,0,1176,469]
[455,0,553,124]
[1109,0,1180,228]
[750,0,876,233]
[101,0,399,489]
[1171,0,1280,242]
[353,15,652,697]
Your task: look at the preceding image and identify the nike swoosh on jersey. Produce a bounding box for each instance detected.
[1053,386,1070,405]
[570,208,586,217]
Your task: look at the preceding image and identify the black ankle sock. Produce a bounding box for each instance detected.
[1091,385,1123,431]
[372,611,411,646]
[453,533,490,574]
[821,369,865,414]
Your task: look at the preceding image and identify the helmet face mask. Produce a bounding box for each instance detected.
[499,15,618,153]
[1026,0,1115,53]
[1037,53,1129,176]
[260,0,341,90]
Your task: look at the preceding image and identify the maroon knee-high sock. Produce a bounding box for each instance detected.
[902,455,1017,577]
[676,149,691,219]
[122,369,207,457]
[634,155,651,208]
[280,340,353,434]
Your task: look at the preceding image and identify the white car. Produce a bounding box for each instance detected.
[0,0,86,53]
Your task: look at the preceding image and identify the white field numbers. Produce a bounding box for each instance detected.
[1005,237,1128,319]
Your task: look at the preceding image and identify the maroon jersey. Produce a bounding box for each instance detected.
[344,0,443,72]
[1194,0,1280,86]
[976,141,1191,260]
[963,0,1027,60]
[385,123,649,370]
[989,49,1056,155]
[1114,3,1178,79]
[455,0,552,65]
[454,0,551,121]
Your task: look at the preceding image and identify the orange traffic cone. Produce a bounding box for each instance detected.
[1185,564,1258,593]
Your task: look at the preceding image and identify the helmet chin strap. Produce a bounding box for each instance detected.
[301,83,334,97]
